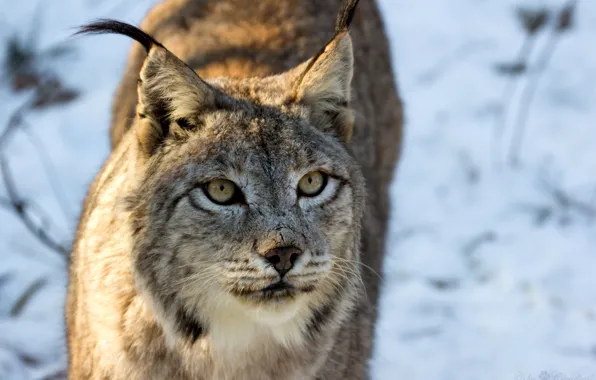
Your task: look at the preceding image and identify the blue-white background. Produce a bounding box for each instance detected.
[1,1,595,379]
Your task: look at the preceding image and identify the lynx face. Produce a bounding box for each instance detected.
[131,100,364,338]
[79,19,365,346]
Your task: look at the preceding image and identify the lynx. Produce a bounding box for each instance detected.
[66,0,402,379]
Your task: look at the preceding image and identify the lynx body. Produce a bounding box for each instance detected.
[66,0,402,379]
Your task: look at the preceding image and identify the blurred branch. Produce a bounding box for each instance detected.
[540,175,596,219]
[22,123,73,223]
[40,368,67,380]
[0,100,32,149]
[10,277,47,317]
[517,167,596,226]
[0,30,81,243]
[492,8,547,166]
[507,0,577,166]
[0,99,73,226]
[0,157,69,259]
[506,36,557,167]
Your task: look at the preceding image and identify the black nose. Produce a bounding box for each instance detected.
[264,246,302,277]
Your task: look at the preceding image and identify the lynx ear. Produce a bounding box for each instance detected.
[291,0,359,142]
[75,20,217,156]
[135,46,216,155]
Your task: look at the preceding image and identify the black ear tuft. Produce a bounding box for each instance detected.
[335,0,361,33]
[73,19,163,52]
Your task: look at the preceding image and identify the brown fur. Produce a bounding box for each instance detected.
[66,0,402,379]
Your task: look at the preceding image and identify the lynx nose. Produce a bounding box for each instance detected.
[264,246,302,277]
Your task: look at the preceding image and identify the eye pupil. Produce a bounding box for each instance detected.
[298,171,327,197]
[204,179,242,205]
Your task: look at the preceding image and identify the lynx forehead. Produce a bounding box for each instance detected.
[66,0,402,379]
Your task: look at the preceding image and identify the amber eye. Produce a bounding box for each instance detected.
[204,179,241,205]
[298,171,327,197]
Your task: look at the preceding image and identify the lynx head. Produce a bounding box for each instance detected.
[77,0,365,349]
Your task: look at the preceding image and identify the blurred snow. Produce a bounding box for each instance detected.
[0,0,595,379]
[373,0,596,379]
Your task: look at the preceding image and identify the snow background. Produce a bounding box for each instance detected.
[1,0,595,379]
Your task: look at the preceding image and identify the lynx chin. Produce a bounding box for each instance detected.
[66,0,402,379]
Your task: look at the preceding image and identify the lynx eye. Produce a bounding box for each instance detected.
[298,171,327,197]
[204,179,241,205]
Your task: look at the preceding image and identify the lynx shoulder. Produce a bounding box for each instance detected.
[66,0,402,379]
